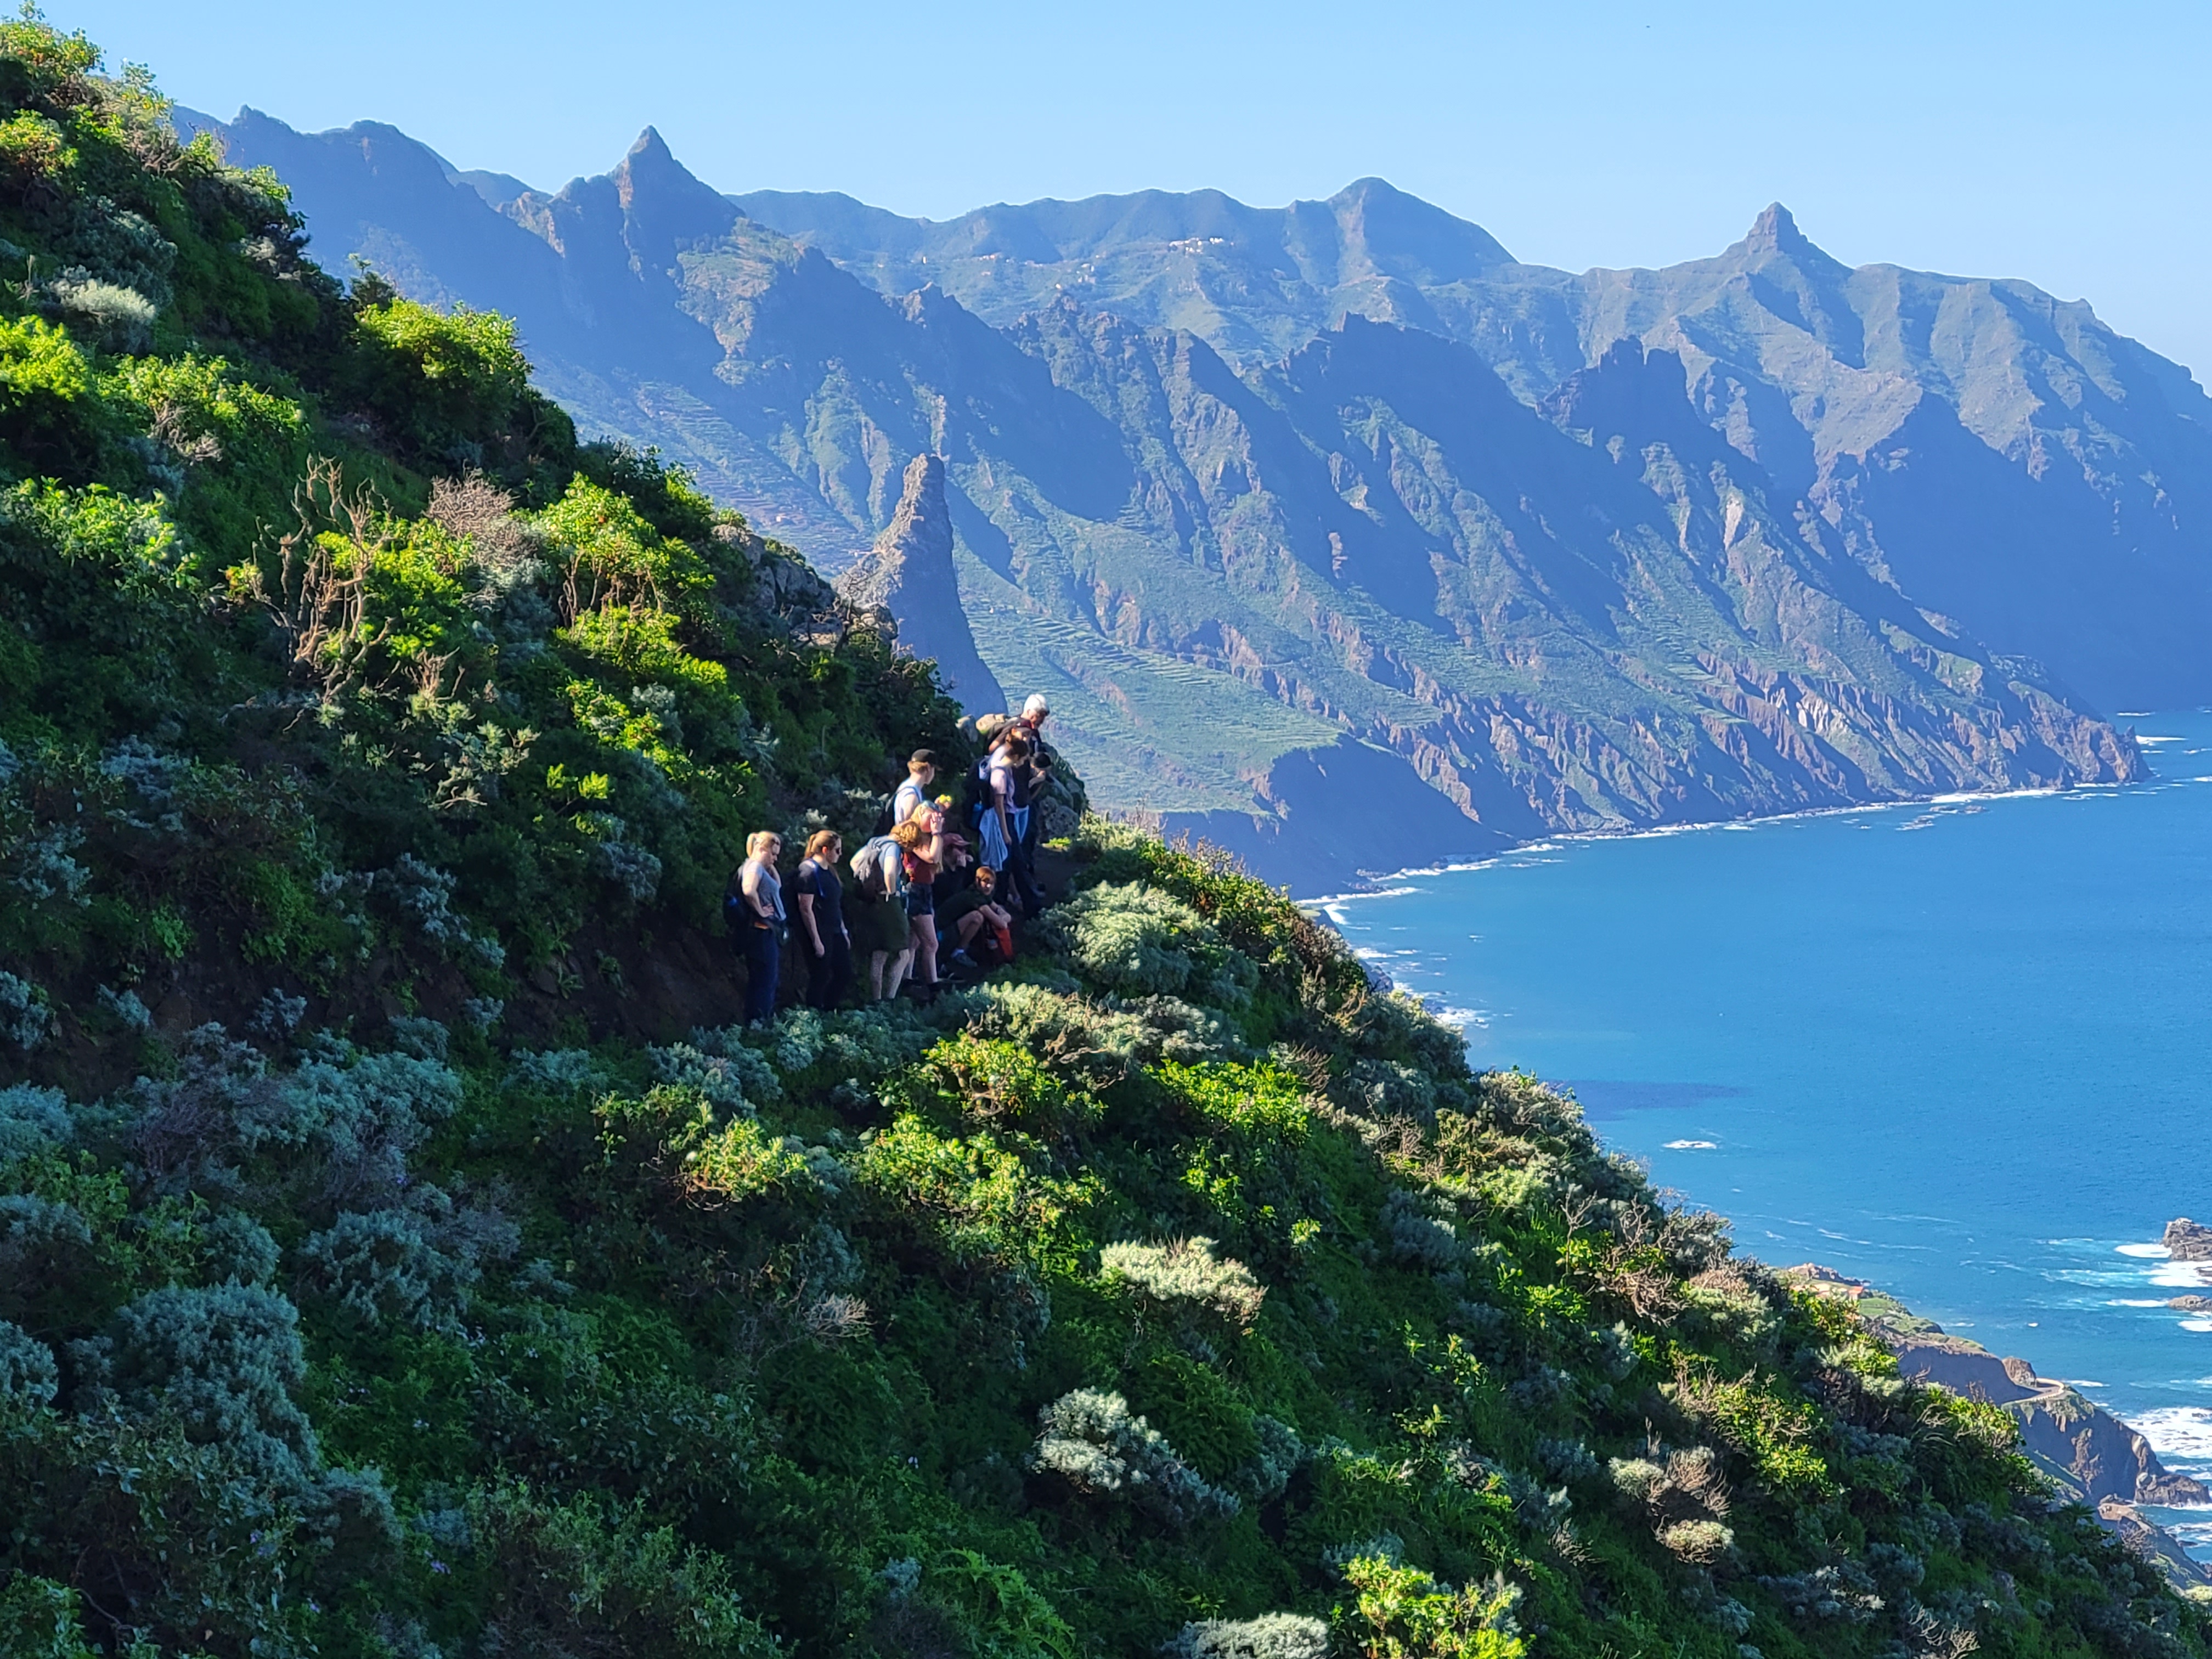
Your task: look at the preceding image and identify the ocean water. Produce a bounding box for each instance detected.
[1324,709,2212,1560]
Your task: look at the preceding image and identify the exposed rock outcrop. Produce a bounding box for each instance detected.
[2164,1218,2212,1262]
[834,454,1005,715]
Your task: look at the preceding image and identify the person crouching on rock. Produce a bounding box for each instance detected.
[943,863,1015,973]
[730,830,785,1024]
[793,829,851,1009]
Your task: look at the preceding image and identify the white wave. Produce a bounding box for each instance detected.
[1434,1006,1491,1030]
[2150,1262,2212,1288]
[2185,1319,2212,1333]
[1663,1139,1718,1150]
[2126,1406,2212,1464]
[2113,1299,2171,1307]
[2118,1243,2173,1258]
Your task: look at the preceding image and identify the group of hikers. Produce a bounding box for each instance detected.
[726,695,1060,1021]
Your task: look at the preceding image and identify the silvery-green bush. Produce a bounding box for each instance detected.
[506,1047,610,1092]
[300,1207,476,1329]
[650,1041,760,1117]
[0,1194,94,1321]
[1232,1414,1307,1504]
[1041,883,1257,1006]
[680,1028,785,1104]
[130,1027,462,1206]
[1164,1612,1328,1659]
[0,1082,71,1161]
[1380,1188,1465,1269]
[1101,1237,1266,1329]
[979,983,1234,1071]
[200,1211,280,1285]
[83,1283,318,1481]
[0,970,50,1050]
[1027,1387,1237,1527]
[0,1317,59,1406]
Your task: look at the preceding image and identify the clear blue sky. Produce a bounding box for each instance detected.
[60,0,2212,376]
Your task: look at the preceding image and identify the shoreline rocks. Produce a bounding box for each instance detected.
[2164,1218,2212,1262]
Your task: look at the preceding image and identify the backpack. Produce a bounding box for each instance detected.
[870,791,898,838]
[961,756,991,828]
[849,836,906,901]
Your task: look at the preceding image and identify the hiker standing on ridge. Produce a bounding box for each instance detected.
[892,806,945,996]
[989,729,1047,916]
[848,828,911,1001]
[893,749,938,827]
[793,829,851,1009]
[730,830,785,1024]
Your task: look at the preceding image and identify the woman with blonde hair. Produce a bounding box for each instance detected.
[729,829,785,1023]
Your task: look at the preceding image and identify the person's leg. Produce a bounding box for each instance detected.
[868,950,887,1001]
[824,934,853,1008]
[806,939,833,1008]
[885,947,913,999]
[911,913,938,986]
[1004,839,1046,916]
[953,911,987,950]
[744,926,777,1022]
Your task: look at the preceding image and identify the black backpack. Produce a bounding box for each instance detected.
[871,789,898,838]
[962,755,991,828]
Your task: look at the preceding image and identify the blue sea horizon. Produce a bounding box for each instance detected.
[1327,708,2212,1562]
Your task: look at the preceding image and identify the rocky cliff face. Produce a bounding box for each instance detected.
[749,191,2212,715]
[834,453,1005,713]
[194,110,2164,889]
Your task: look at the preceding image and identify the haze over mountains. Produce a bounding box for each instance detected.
[183,107,2210,888]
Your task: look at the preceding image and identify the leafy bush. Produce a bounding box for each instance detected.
[1339,1557,1526,1659]
[459,1481,779,1657]
[298,1204,487,1329]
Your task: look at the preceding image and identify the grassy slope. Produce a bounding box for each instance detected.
[0,21,2205,1659]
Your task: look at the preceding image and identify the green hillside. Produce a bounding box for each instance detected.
[2,22,2207,1659]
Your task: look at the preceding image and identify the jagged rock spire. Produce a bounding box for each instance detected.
[836,454,1006,715]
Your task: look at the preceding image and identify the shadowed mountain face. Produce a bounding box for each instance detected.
[191,109,2169,889]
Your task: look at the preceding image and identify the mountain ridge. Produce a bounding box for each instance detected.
[185,108,2183,890]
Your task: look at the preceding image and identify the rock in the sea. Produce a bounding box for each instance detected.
[2162,1217,2212,1261]
[2169,1295,2212,1314]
